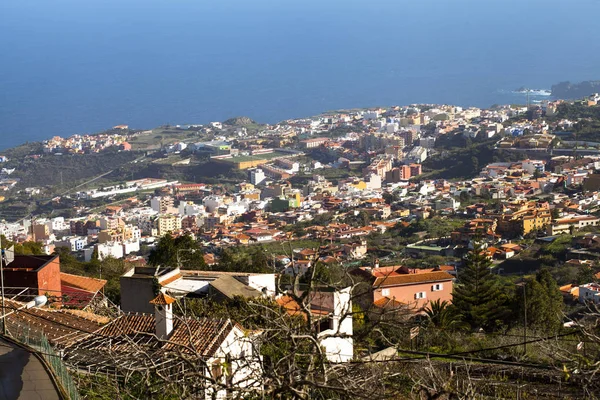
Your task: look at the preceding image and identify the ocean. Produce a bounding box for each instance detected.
[1,0,600,150]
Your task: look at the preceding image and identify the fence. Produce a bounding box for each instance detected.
[1,319,80,400]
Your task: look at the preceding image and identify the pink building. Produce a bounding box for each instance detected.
[371,269,454,311]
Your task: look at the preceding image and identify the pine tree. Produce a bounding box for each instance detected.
[517,269,563,333]
[453,244,509,331]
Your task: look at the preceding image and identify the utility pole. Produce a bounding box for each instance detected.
[0,235,6,335]
[522,273,528,356]
[31,215,36,242]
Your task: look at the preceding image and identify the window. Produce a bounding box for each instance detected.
[415,292,426,299]
[382,288,390,297]
[432,284,443,292]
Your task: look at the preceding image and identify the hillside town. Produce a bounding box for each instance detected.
[2,94,600,398]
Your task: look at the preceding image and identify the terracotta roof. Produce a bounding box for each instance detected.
[159,273,182,287]
[83,314,237,357]
[373,297,405,309]
[3,299,103,347]
[60,272,107,293]
[374,271,454,287]
[276,295,329,317]
[150,292,176,305]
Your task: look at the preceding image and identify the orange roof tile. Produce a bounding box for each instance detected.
[60,272,107,293]
[160,273,183,287]
[150,292,176,305]
[374,271,454,287]
[373,297,405,309]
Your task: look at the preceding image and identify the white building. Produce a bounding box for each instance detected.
[123,240,141,255]
[405,146,428,164]
[151,196,175,214]
[579,283,600,304]
[363,111,380,120]
[317,287,354,363]
[250,168,266,185]
[178,201,205,216]
[84,242,125,261]
[435,197,461,211]
[54,236,88,252]
[385,123,399,133]
[521,160,545,175]
[203,196,224,213]
[365,173,382,190]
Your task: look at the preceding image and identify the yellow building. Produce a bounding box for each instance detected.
[212,156,268,170]
[153,215,182,236]
[495,202,552,236]
[348,180,367,190]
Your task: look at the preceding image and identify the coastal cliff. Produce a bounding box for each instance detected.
[551,80,600,99]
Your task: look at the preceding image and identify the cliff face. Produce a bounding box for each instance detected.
[223,116,257,126]
[551,81,600,99]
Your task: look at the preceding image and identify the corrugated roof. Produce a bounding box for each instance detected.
[209,276,263,299]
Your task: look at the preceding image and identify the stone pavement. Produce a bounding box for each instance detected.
[0,338,61,400]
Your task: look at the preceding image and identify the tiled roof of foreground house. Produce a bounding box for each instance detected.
[85,313,237,355]
[2,299,103,347]
[62,314,244,372]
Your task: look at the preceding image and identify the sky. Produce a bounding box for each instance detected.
[1,0,599,148]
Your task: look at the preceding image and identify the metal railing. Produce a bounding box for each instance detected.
[1,319,80,400]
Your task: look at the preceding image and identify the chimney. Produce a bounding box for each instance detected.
[332,287,352,336]
[373,258,380,269]
[150,292,176,340]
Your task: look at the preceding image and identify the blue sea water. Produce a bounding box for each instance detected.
[1,0,600,150]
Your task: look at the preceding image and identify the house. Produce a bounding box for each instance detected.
[579,283,600,304]
[277,287,353,363]
[120,266,276,313]
[547,215,600,235]
[60,272,107,308]
[65,293,261,399]
[2,255,62,301]
[2,255,106,308]
[367,267,454,311]
[343,240,368,259]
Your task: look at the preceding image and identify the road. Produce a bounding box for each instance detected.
[0,338,61,400]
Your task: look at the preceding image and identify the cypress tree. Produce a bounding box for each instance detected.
[453,243,509,331]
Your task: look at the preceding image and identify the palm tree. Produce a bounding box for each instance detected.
[423,299,463,331]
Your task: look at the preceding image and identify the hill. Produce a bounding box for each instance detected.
[223,116,258,126]
[551,80,600,99]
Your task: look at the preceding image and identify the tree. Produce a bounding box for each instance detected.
[423,299,463,331]
[551,208,561,219]
[1,235,44,256]
[535,269,564,333]
[471,156,479,174]
[214,246,273,273]
[148,233,206,270]
[452,244,510,331]
[577,266,596,285]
